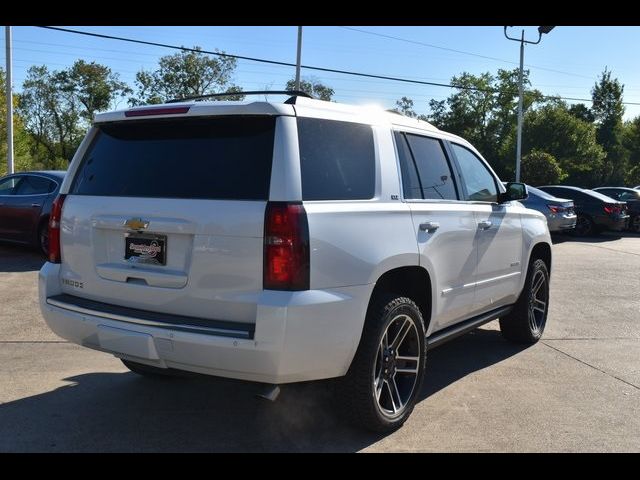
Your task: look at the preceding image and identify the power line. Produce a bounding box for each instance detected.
[338,26,596,80]
[38,26,299,68]
[32,26,510,96]
[17,36,640,94]
[35,26,640,107]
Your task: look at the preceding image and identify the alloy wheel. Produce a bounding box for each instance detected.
[528,269,548,335]
[373,314,421,419]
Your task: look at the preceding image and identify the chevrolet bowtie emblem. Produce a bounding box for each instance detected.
[123,218,149,231]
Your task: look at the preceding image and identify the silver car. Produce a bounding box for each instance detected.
[520,185,577,232]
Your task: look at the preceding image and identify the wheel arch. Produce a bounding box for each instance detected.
[365,266,433,332]
[35,214,50,245]
[528,242,552,275]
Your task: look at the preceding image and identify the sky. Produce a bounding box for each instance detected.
[2,25,640,120]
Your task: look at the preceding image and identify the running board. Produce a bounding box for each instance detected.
[426,305,513,349]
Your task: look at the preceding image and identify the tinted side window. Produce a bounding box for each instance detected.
[405,134,457,200]
[451,144,498,202]
[71,117,275,200]
[394,132,422,199]
[572,191,589,201]
[598,189,618,199]
[0,177,20,195]
[540,187,565,198]
[15,176,55,195]
[298,118,375,201]
[552,189,588,202]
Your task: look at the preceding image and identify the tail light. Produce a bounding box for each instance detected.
[547,205,564,214]
[263,202,310,291]
[603,204,621,215]
[48,194,67,263]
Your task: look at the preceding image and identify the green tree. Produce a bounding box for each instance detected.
[394,96,417,117]
[130,47,242,105]
[511,103,605,187]
[520,150,567,186]
[591,68,626,184]
[622,116,640,186]
[568,103,595,123]
[18,65,82,168]
[286,77,334,101]
[392,96,428,120]
[57,60,131,123]
[427,68,543,179]
[0,68,35,175]
[18,60,129,168]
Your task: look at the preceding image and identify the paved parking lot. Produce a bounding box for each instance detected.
[0,233,639,452]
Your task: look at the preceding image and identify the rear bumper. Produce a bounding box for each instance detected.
[595,214,629,232]
[39,262,372,384]
[547,213,577,232]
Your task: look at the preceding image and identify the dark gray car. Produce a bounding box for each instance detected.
[593,187,640,233]
[0,170,66,254]
[512,184,577,233]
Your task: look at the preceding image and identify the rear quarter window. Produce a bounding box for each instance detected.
[70,116,276,200]
[297,118,376,201]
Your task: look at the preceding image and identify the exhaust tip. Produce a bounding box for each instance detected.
[256,384,281,402]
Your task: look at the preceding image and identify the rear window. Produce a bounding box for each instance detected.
[70,116,276,200]
[586,189,623,202]
[298,118,375,201]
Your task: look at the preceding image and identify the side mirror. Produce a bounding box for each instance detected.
[500,182,528,203]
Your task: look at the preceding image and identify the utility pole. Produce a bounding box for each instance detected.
[504,26,555,182]
[515,30,525,184]
[294,26,303,90]
[5,26,14,174]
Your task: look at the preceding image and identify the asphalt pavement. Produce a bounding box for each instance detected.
[0,233,638,452]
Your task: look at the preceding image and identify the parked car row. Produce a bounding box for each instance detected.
[507,183,637,236]
[538,186,631,236]
[1,173,638,256]
[496,181,637,236]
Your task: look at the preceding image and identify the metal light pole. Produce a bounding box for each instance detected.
[504,26,555,182]
[5,26,14,175]
[294,26,303,90]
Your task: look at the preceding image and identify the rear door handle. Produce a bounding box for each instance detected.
[31,203,41,208]
[478,220,493,230]
[419,221,440,233]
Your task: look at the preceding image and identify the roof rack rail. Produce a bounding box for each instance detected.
[166,90,314,104]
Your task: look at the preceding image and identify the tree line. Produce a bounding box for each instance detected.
[1,46,638,188]
[394,68,640,187]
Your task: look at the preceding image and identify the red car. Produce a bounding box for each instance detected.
[0,171,66,255]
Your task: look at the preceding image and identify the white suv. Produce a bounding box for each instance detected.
[39,93,552,432]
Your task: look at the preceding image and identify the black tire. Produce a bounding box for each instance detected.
[573,214,596,237]
[121,359,187,378]
[499,258,550,344]
[37,219,49,257]
[629,214,640,233]
[339,295,427,433]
